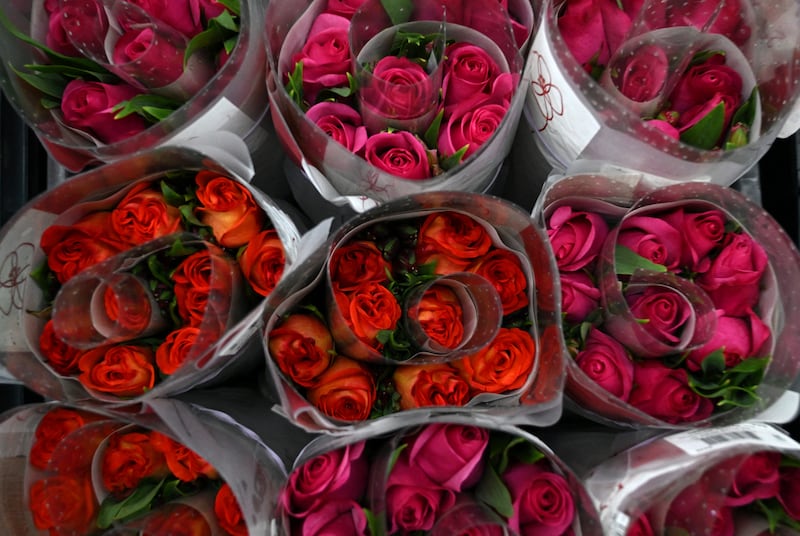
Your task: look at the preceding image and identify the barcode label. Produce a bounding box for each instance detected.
[665,423,800,455]
[697,429,762,446]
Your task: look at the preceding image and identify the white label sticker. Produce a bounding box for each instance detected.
[663,422,800,456]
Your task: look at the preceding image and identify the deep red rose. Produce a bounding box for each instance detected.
[39,319,83,376]
[290,13,352,104]
[28,475,97,534]
[575,328,634,401]
[724,451,781,507]
[617,214,683,271]
[364,130,432,180]
[101,430,169,495]
[328,240,391,292]
[628,361,714,423]
[502,460,576,536]
[60,80,147,144]
[29,407,90,471]
[559,271,601,323]
[306,102,368,155]
[546,205,609,272]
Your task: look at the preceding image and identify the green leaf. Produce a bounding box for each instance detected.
[700,349,726,377]
[729,86,759,130]
[147,255,173,288]
[424,108,444,148]
[167,238,199,258]
[474,465,514,519]
[19,62,117,83]
[96,478,165,529]
[387,443,408,474]
[679,102,725,150]
[286,60,305,110]
[364,508,386,536]
[439,144,469,171]
[381,0,413,25]
[215,0,240,16]
[179,203,206,227]
[161,181,184,207]
[29,261,60,304]
[9,65,67,99]
[614,245,668,275]
[113,94,181,123]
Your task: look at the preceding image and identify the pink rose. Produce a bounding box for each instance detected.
[325,0,368,18]
[557,0,634,70]
[405,424,489,491]
[57,0,108,56]
[662,208,727,273]
[112,27,185,88]
[665,478,734,536]
[628,361,714,424]
[724,451,781,507]
[670,55,743,114]
[559,271,601,323]
[386,455,457,534]
[502,460,575,536]
[306,102,368,155]
[280,441,368,518]
[546,205,609,272]
[290,13,352,104]
[646,119,680,140]
[299,500,369,535]
[625,285,692,346]
[659,0,751,46]
[676,93,742,149]
[617,214,683,271]
[127,0,225,38]
[60,80,147,144]
[364,130,431,179]
[575,328,634,401]
[778,466,800,520]
[364,56,436,120]
[438,99,508,160]
[46,9,80,56]
[614,44,668,102]
[686,309,771,371]
[695,231,768,316]
[442,43,500,108]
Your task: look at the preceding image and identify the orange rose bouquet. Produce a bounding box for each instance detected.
[263,191,567,433]
[0,146,302,404]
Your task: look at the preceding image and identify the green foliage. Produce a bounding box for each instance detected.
[688,351,770,408]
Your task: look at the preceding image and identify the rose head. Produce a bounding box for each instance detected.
[299,500,369,536]
[60,80,147,144]
[324,0,369,18]
[501,460,576,536]
[306,102,368,155]
[661,207,727,273]
[29,408,89,471]
[413,284,465,349]
[58,0,108,55]
[613,43,669,102]
[239,229,286,297]
[155,326,202,375]
[660,0,751,46]
[686,309,771,371]
[665,476,735,536]
[405,423,489,491]
[305,357,376,421]
[268,313,334,388]
[416,212,493,274]
[140,503,212,536]
[438,99,508,160]
[617,214,683,271]
[778,466,800,520]
[546,205,609,272]
[364,56,436,119]
[558,0,634,69]
[102,283,152,336]
[386,454,457,533]
[575,327,634,401]
[290,13,352,104]
[559,271,601,323]
[194,172,266,248]
[628,361,714,423]
[670,54,743,114]
[442,42,500,108]
[28,476,97,534]
[335,281,401,349]
[77,344,156,397]
[468,248,529,315]
[128,0,226,38]
[46,8,81,56]
[172,249,234,331]
[39,319,82,376]
[112,26,185,88]
[329,240,391,292]
[101,430,169,495]
[724,451,781,507]
[110,181,183,246]
[392,362,472,410]
[150,431,218,481]
[452,327,535,394]
[214,483,248,536]
[625,285,692,346]
[646,119,680,140]
[364,130,432,180]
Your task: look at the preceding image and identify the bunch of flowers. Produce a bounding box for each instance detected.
[277,421,585,535]
[30,169,287,400]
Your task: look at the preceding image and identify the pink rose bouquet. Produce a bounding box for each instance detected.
[277,419,600,535]
[265,0,534,206]
[536,173,800,427]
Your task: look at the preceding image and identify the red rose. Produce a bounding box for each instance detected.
[778,466,800,520]
[110,181,183,246]
[364,130,432,180]
[45,8,81,56]
[670,55,743,116]
[617,214,684,271]
[28,476,97,534]
[77,344,156,397]
[195,172,266,248]
[39,319,82,376]
[628,361,714,423]
[469,248,529,315]
[546,205,609,272]
[290,13,352,103]
[324,0,368,18]
[102,282,153,335]
[686,308,771,371]
[665,477,734,536]
[239,229,286,297]
[328,240,391,292]
[335,282,401,349]
[60,80,147,144]
[101,430,169,495]
[613,43,669,102]
[625,285,692,346]
[411,284,465,349]
[575,328,634,401]
[363,56,437,120]
[417,212,493,274]
[306,357,376,422]
[452,327,535,394]
[405,423,489,491]
[442,42,500,109]
[559,271,601,323]
[385,454,457,534]
[502,460,576,536]
[29,407,90,471]
[112,26,185,88]
[214,483,248,536]
[392,362,472,410]
[172,249,235,331]
[155,326,204,375]
[724,451,781,507]
[628,514,654,536]
[268,313,334,387]
[140,503,212,536]
[128,0,225,38]
[306,102,368,155]
[660,0,751,46]
[150,431,218,482]
[299,500,369,536]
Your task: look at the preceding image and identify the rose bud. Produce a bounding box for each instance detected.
[364,55,437,121]
[393,362,472,410]
[616,214,683,271]
[575,328,634,401]
[386,454,457,533]
[685,308,770,371]
[100,430,170,495]
[660,207,727,273]
[613,44,669,102]
[214,483,248,536]
[268,313,335,387]
[724,451,781,507]
[546,205,609,272]
[559,271,601,323]
[194,172,266,248]
[28,476,97,534]
[299,500,369,536]
[405,423,489,491]
[625,285,692,346]
[155,326,203,375]
[628,361,714,424]
[290,13,352,104]
[412,284,465,349]
[306,357,376,422]
[442,42,500,108]
[39,320,82,376]
[60,80,147,144]
[29,408,91,471]
[501,460,576,536]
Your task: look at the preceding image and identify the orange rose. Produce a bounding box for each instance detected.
[268,313,334,387]
[101,430,170,495]
[40,212,124,283]
[337,282,401,349]
[195,171,265,248]
[239,229,285,297]
[214,483,248,536]
[416,212,492,274]
[411,284,464,348]
[140,503,212,536]
[155,326,205,375]
[452,327,536,394]
[150,431,218,482]
[77,344,156,397]
[110,181,183,246]
[29,407,90,471]
[39,319,82,376]
[469,249,529,315]
[329,240,391,291]
[392,363,471,410]
[28,476,96,533]
[172,249,234,331]
[306,357,376,422]
[103,283,152,334]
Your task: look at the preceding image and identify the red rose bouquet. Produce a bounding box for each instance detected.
[265,0,534,208]
[535,173,800,427]
[525,0,800,185]
[0,146,302,403]
[276,417,601,535]
[0,0,268,171]
[583,422,800,535]
[262,191,567,432]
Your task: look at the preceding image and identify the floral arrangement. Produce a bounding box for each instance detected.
[277,422,582,535]
[29,169,287,400]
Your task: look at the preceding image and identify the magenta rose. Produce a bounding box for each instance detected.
[406,424,489,492]
[695,231,768,316]
[778,466,800,520]
[575,328,634,401]
[299,500,369,536]
[442,42,500,108]
[128,0,226,38]
[364,56,436,119]
[614,44,668,102]
[686,308,771,371]
[386,455,457,534]
[665,477,734,536]
[46,8,81,56]
[662,207,727,273]
[670,55,743,113]
[112,27,185,87]
[57,0,108,56]
[617,214,683,271]
[501,460,575,536]
[660,0,751,46]
[325,0,368,18]
[60,80,147,144]
[280,441,369,518]
[724,451,781,507]
[306,102,368,155]
[625,285,692,346]
[364,131,431,179]
[646,119,680,140]
[438,99,508,160]
[560,271,601,323]
[290,13,352,104]
[558,0,635,69]
[628,361,714,423]
[546,205,609,272]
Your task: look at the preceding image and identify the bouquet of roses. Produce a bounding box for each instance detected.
[265,0,535,208]
[276,417,601,535]
[0,145,302,403]
[524,0,800,184]
[0,0,269,171]
[262,191,567,433]
[534,173,800,427]
[583,422,800,535]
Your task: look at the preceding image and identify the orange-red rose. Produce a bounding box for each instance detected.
[194,171,265,248]
[469,249,530,315]
[214,483,248,536]
[155,326,203,375]
[268,313,334,387]
[239,229,286,297]
[336,282,401,349]
[77,344,156,397]
[412,284,464,348]
[150,431,218,482]
[101,430,169,496]
[29,407,90,471]
[172,249,234,331]
[110,181,183,246]
[103,283,152,334]
[141,503,212,536]
[306,357,376,422]
[393,363,472,410]
[453,327,536,394]
[416,212,492,274]
[28,475,97,534]
[39,319,82,376]
[329,240,391,291]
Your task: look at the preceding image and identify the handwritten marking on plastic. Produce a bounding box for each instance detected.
[0,243,34,315]
[529,51,564,131]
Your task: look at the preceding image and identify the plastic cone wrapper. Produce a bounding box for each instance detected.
[264,0,535,212]
[531,172,800,428]
[583,422,800,535]
[0,0,270,172]
[0,398,287,535]
[261,191,567,434]
[524,0,800,186]
[0,141,305,405]
[274,412,602,535]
